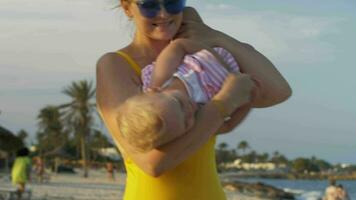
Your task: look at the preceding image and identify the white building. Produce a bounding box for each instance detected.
[224,159,287,171]
[97,148,121,161]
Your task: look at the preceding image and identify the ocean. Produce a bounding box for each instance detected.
[230,178,356,200]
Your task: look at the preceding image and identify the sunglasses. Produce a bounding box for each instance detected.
[135,0,186,18]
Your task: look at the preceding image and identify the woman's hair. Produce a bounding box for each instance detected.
[16,147,30,157]
[116,93,166,152]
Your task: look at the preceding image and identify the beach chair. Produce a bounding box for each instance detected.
[0,187,32,200]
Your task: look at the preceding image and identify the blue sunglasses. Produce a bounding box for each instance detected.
[135,0,186,18]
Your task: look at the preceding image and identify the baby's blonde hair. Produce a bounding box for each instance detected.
[116,93,166,152]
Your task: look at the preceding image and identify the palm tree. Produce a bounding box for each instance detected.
[218,142,228,151]
[271,151,289,166]
[37,106,66,156]
[17,129,29,145]
[272,151,280,164]
[237,140,249,156]
[90,130,113,161]
[261,152,269,162]
[61,80,95,178]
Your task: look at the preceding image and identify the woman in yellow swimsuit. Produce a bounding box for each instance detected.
[96,1,291,199]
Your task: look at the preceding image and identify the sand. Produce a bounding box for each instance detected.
[0,169,264,200]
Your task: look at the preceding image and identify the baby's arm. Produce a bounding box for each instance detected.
[151,39,215,88]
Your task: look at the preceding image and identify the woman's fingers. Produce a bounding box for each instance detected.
[176,21,200,39]
[216,73,255,114]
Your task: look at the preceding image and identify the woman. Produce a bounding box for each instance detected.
[96,1,291,199]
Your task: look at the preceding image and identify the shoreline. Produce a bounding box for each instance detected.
[220,171,356,180]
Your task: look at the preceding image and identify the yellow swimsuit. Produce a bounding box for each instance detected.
[117,51,226,200]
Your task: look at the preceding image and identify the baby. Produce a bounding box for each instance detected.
[116,39,250,152]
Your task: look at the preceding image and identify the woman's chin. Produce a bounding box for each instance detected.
[150,32,176,41]
[151,28,179,41]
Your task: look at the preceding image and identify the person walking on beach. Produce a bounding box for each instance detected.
[96,1,291,199]
[11,147,32,200]
[106,162,115,181]
[34,157,45,183]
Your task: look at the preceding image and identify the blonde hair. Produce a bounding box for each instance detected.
[116,93,166,152]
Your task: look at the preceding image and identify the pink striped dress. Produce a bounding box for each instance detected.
[142,47,240,103]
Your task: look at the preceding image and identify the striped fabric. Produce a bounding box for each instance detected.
[142,47,239,100]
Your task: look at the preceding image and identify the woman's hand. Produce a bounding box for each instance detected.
[175,7,221,47]
[213,73,256,116]
[215,75,261,134]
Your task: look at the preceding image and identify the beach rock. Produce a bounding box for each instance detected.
[223,180,295,199]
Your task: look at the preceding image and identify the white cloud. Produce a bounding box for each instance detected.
[205,3,231,11]
[200,9,344,65]
[0,0,131,91]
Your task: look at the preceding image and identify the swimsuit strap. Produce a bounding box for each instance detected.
[116,51,141,76]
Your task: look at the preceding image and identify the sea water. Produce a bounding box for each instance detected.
[232,178,356,200]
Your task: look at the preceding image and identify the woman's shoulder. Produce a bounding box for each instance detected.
[97,50,142,83]
[96,50,142,108]
[97,51,128,72]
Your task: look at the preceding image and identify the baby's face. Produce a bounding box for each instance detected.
[153,89,198,143]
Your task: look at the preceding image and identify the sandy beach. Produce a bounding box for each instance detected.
[0,169,265,200]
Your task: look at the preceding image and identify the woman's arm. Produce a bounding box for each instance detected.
[177,7,292,108]
[97,53,254,177]
[217,104,252,134]
[214,34,291,107]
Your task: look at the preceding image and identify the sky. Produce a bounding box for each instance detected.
[0,0,355,164]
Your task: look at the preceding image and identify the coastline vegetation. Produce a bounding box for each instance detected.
[216,141,356,180]
[1,80,118,178]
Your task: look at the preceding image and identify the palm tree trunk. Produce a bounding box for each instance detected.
[54,157,59,174]
[80,135,88,178]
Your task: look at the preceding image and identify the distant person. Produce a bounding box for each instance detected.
[336,184,350,200]
[11,147,32,200]
[323,179,338,200]
[34,157,45,183]
[106,162,115,181]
